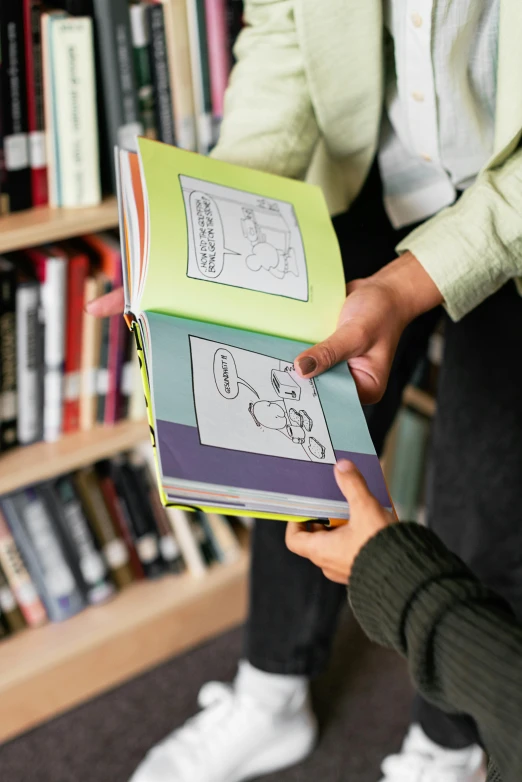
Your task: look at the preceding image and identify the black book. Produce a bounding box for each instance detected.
[0,258,18,450]
[0,1,32,212]
[147,3,175,147]
[41,478,115,606]
[97,458,165,580]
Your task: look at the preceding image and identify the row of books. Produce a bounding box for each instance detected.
[0,0,244,214]
[0,444,246,642]
[0,233,144,450]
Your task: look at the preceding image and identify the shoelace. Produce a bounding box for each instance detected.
[381,751,474,782]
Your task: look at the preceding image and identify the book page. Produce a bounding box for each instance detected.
[189,337,335,463]
[136,138,346,344]
[181,176,308,301]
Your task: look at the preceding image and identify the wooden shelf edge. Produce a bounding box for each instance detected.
[0,548,250,744]
[0,198,119,254]
[0,420,149,496]
[403,385,436,418]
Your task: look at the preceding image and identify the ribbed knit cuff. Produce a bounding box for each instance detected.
[348,523,471,653]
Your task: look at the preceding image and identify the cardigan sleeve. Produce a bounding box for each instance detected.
[349,522,522,782]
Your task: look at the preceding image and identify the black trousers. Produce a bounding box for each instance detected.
[243,164,522,750]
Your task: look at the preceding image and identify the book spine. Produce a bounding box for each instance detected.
[147,4,176,146]
[118,329,136,420]
[73,468,135,589]
[96,469,145,580]
[112,459,165,579]
[389,407,431,522]
[22,0,48,207]
[130,4,157,140]
[0,562,26,633]
[0,506,48,627]
[204,513,241,564]
[91,0,143,189]
[49,16,101,208]
[63,252,88,433]
[0,262,18,449]
[185,0,213,153]
[15,281,43,445]
[204,0,230,126]
[49,478,115,605]
[161,0,197,151]
[166,508,207,577]
[0,491,85,623]
[29,250,67,443]
[96,279,111,424]
[0,1,32,212]
[80,275,102,431]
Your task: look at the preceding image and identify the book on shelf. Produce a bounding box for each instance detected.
[25,246,67,443]
[0,561,27,634]
[117,139,389,521]
[23,0,49,207]
[161,0,197,152]
[73,466,136,589]
[43,477,115,605]
[0,488,85,622]
[0,0,32,213]
[203,513,241,564]
[62,244,89,434]
[146,3,176,147]
[388,406,432,523]
[80,270,103,431]
[0,258,18,450]
[14,263,44,445]
[225,0,243,64]
[166,507,207,577]
[185,0,214,153]
[0,505,47,627]
[204,0,231,134]
[130,3,158,140]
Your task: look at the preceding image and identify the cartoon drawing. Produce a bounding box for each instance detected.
[190,337,336,465]
[181,176,309,302]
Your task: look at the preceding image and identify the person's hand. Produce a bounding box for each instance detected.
[294,252,443,404]
[85,286,125,317]
[285,460,396,584]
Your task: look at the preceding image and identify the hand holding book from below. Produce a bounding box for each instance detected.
[286,460,396,584]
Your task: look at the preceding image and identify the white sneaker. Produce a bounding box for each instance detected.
[130,661,318,782]
[380,725,487,782]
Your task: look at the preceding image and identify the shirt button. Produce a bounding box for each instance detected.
[412,90,425,102]
[411,12,423,28]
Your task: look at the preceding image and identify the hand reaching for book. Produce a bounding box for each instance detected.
[85,286,125,318]
[294,252,443,404]
[285,460,396,584]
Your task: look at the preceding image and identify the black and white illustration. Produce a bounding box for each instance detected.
[189,336,335,464]
[181,175,308,301]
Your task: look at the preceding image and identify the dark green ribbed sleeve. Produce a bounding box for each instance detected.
[348,522,522,782]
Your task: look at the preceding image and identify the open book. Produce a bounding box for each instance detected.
[116,138,390,521]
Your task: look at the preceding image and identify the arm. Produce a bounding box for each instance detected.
[211,0,319,178]
[350,523,522,782]
[397,147,522,321]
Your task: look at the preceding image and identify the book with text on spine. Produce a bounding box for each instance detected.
[117,139,390,522]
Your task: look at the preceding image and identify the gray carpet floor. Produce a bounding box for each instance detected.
[0,607,414,782]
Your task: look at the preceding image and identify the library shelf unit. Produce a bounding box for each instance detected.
[403,385,436,418]
[0,544,249,744]
[0,197,118,254]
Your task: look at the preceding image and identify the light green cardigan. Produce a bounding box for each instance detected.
[212,0,522,321]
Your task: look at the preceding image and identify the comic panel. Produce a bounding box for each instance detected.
[190,336,335,464]
[180,175,309,302]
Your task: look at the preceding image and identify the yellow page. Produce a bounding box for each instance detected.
[137,138,345,344]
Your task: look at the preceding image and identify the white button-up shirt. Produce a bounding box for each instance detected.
[379,0,500,229]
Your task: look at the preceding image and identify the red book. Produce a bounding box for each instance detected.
[82,234,125,424]
[204,0,231,121]
[63,245,89,434]
[97,472,145,581]
[23,0,48,206]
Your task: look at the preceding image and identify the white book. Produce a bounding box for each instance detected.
[166,508,207,577]
[47,15,101,207]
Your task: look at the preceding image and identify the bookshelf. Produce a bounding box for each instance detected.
[0,198,119,254]
[0,541,249,744]
[403,385,436,418]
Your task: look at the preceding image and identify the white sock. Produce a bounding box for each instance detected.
[234,660,309,713]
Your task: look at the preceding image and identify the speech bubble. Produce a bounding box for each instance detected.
[213,349,259,399]
[189,191,239,278]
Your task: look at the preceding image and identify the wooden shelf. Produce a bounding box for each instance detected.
[403,385,436,418]
[0,198,119,254]
[0,420,149,496]
[0,547,250,744]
